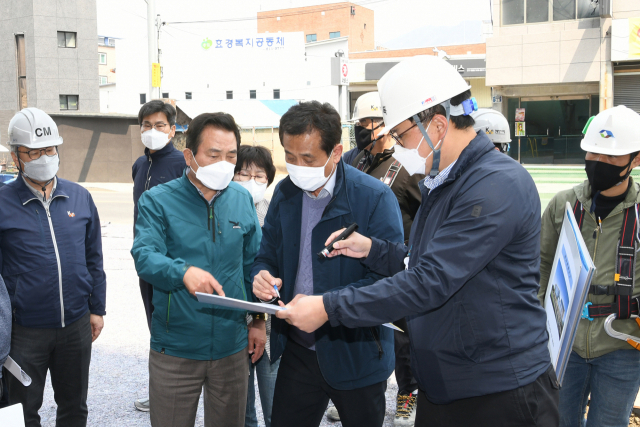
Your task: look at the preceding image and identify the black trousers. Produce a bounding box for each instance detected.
[394,317,418,394]
[7,311,92,427]
[415,366,560,427]
[271,340,387,427]
[139,277,154,331]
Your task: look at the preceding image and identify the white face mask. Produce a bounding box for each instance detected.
[392,121,442,176]
[190,151,235,191]
[237,179,268,204]
[141,128,171,150]
[22,153,59,182]
[285,149,335,192]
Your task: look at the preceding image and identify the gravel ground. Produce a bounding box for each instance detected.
[34,222,400,426]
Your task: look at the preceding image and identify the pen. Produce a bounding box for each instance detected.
[273,284,281,299]
[318,223,359,258]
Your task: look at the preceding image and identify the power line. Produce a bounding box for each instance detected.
[164,0,392,26]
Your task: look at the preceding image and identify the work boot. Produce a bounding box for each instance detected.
[326,405,340,421]
[394,391,417,426]
[134,397,150,412]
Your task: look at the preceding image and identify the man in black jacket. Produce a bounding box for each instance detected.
[277,56,558,427]
[132,100,186,412]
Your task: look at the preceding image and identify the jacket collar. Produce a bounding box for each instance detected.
[145,141,178,160]
[574,177,640,217]
[279,159,352,222]
[15,173,69,205]
[446,131,496,182]
[179,168,227,203]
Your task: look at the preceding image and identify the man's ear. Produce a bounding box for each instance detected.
[333,143,344,162]
[183,149,192,168]
[632,152,640,169]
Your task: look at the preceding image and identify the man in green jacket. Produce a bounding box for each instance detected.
[131,112,264,427]
[539,106,640,427]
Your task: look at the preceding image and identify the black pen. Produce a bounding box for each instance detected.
[318,223,359,258]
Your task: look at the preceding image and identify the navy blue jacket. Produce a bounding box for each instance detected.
[0,176,106,328]
[252,160,404,390]
[132,142,186,225]
[324,132,550,404]
[342,147,362,168]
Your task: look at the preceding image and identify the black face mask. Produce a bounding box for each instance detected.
[585,159,633,195]
[354,123,382,151]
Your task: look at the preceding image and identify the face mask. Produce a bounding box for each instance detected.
[237,179,268,204]
[392,120,443,176]
[286,149,335,192]
[22,154,59,182]
[141,128,171,150]
[190,152,235,190]
[585,159,633,195]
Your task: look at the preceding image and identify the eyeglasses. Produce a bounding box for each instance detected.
[389,123,417,147]
[18,146,57,160]
[141,122,169,131]
[235,170,268,184]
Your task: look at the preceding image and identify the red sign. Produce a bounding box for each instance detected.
[342,64,348,77]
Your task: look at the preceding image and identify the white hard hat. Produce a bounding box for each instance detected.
[352,92,384,122]
[377,55,471,136]
[580,105,640,156]
[471,108,511,143]
[8,108,63,149]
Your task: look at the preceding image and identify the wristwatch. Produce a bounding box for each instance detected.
[252,313,267,321]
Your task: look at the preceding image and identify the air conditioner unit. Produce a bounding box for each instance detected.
[351,6,356,15]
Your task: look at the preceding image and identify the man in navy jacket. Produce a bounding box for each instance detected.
[252,101,404,427]
[0,108,106,426]
[131,100,185,412]
[277,57,558,427]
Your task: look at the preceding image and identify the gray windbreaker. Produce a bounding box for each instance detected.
[0,274,10,377]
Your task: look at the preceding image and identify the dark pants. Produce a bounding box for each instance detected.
[394,317,418,394]
[271,340,387,427]
[415,366,560,427]
[139,277,154,331]
[7,312,92,427]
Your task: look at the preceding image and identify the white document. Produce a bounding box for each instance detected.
[196,292,284,315]
[0,404,25,427]
[195,292,403,332]
[4,356,31,386]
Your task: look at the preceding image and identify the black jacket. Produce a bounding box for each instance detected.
[324,132,550,404]
[352,148,423,242]
[132,142,186,226]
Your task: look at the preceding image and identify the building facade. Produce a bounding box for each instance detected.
[487,0,640,164]
[0,0,100,128]
[98,35,117,85]
[258,2,374,52]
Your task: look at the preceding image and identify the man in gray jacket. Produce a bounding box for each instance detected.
[0,274,10,401]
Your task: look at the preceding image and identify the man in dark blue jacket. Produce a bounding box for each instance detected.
[252,101,404,427]
[0,108,106,426]
[277,57,558,427]
[131,100,186,412]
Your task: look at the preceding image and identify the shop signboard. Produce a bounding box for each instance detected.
[612,17,640,61]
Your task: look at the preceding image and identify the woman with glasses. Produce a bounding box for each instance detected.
[233,145,279,427]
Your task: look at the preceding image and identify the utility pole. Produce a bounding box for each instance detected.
[157,14,163,98]
[147,0,157,100]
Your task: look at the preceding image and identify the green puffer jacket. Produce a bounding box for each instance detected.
[131,171,262,361]
[539,178,640,359]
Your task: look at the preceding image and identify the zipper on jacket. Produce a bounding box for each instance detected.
[145,157,153,191]
[166,292,171,332]
[44,204,65,327]
[369,327,383,359]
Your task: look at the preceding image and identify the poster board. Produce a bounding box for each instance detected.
[515,122,526,137]
[544,202,595,385]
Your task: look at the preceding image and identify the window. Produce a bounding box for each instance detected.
[57,31,76,48]
[140,94,146,105]
[99,53,107,64]
[306,34,317,42]
[109,38,115,46]
[273,89,280,99]
[329,31,341,39]
[99,76,108,85]
[250,90,256,99]
[162,92,169,98]
[226,91,233,100]
[185,92,192,100]
[59,95,78,110]
[502,0,599,25]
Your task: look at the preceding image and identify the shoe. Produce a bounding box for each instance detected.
[394,391,417,426]
[134,397,150,412]
[326,405,340,421]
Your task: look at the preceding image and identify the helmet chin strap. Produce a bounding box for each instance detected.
[413,100,451,177]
